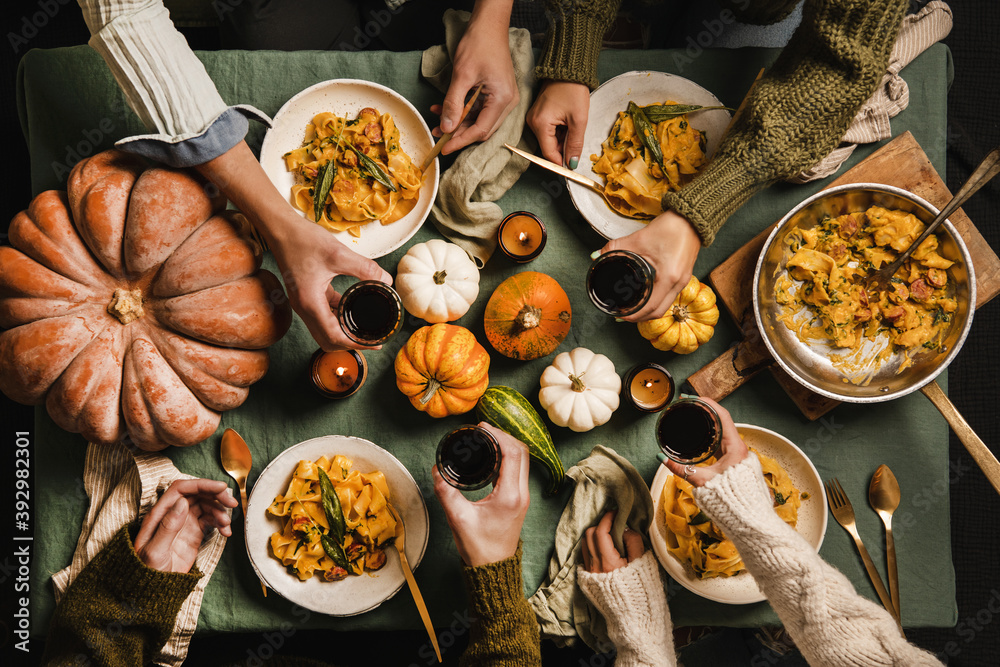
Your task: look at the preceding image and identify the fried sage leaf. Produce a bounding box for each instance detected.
[640,103,731,124]
[320,534,350,569]
[627,101,666,174]
[352,145,397,192]
[318,468,350,568]
[318,468,347,541]
[313,159,335,223]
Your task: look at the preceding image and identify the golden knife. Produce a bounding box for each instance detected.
[387,503,441,663]
[422,84,484,171]
[503,143,608,199]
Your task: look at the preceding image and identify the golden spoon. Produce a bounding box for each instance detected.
[869,464,901,620]
[220,428,267,596]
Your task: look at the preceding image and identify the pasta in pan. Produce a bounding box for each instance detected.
[268,454,395,581]
[283,108,422,237]
[660,449,800,579]
[591,100,708,219]
[775,206,957,361]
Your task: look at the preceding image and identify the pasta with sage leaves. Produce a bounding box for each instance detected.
[284,108,422,237]
[661,449,800,579]
[268,454,396,582]
[591,100,710,219]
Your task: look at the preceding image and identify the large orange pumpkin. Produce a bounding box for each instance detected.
[483,271,571,361]
[0,150,292,450]
[394,323,490,418]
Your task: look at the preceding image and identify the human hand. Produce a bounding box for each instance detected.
[580,510,644,573]
[659,398,749,487]
[432,423,530,567]
[192,141,392,351]
[600,209,703,322]
[431,5,518,154]
[134,479,238,573]
[267,210,392,351]
[526,80,591,168]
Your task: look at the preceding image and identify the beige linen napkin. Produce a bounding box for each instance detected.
[790,1,953,183]
[528,446,655,650]
[51,441,229,667]
[421,9,536,267]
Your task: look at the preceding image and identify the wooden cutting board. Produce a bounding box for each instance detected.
[686,132,1000,419]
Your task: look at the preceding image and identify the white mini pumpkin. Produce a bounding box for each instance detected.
[539,347,621,432]
[396,239,480,323]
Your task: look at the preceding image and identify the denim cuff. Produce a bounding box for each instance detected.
[114,104,272,168]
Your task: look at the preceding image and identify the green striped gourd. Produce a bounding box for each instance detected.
[476,386,564,495]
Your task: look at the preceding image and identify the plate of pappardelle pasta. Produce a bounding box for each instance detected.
[568,71,731,240]
[245,435,429,616]
[648,424,827,604]
[259,79,439,259]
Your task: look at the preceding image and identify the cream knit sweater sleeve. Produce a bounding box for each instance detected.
[693,455,944,667]
[577,551,677,667]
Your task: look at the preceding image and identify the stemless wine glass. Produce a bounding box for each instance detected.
[436,425,502,491]
[656,397,722,464]
[586,249,655,317]
[337,280,403,345]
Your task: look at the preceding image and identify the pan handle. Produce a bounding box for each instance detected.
[920,380,1000,496]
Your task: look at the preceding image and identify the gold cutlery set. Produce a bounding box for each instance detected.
[825,466,903,632]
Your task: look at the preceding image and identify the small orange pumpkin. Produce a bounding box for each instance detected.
[637,276,718,354]
[483,272,571,361]
[394,323,490,418]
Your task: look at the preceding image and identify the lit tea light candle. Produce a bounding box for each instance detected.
[622,363,675,412]
[497,211,547,263]
[310,348,368,399]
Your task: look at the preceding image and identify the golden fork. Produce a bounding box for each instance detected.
[387,502,441,663]
[825,478,902,631]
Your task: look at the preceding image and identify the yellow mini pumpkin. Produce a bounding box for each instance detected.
[637,276,719,354]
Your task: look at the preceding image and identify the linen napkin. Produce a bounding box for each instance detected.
[421,9,536,267]
[51,441,229,667]
[790,0,953,182]
[528,445,655,650]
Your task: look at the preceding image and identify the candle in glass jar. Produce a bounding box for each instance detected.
[498,211,547,263]
[623,363,674,412]
[310,348,367,399]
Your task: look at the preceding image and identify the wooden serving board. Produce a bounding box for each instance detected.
[686,132,1000,420]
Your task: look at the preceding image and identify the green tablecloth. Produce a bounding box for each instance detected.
[20,44,957,636]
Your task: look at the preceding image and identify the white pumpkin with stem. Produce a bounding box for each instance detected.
[539,347,621,432]
[395,239,480,323]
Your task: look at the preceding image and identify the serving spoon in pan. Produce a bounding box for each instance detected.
[868,146,1000,292]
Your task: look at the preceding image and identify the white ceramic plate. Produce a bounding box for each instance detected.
[649,424,827,604]
[245,435,429,616]
[259,79,439,259]
[569,71,731,240]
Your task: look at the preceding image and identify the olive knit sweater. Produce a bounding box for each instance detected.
[41,529,540,667]
[535,0,909,245]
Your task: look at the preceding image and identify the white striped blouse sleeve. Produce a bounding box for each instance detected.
[77,0,232,140]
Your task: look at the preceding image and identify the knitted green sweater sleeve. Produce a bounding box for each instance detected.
[535,0,622,89]
[664,0,909,245]
[459,547,541,667]
[41,526,201,667]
